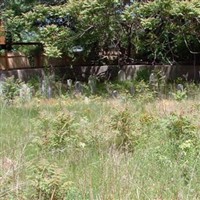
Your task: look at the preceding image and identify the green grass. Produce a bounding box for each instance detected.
[0,82,200,199]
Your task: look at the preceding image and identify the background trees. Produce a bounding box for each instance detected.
[1,0,200,64]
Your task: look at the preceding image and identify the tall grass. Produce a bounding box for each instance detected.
[0,81,200,199]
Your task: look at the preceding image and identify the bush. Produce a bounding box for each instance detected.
[1,76,23,101]
[30,160,74,200]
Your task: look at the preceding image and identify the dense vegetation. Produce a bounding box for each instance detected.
[1,1,200,198]
[0,78,200,199]
[1,0,200,64]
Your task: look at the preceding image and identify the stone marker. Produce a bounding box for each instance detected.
[67,79,73,89]
[177,84,184,92]
[183,73,188,81]
[19,83,32,101]
[41,79,52,99]
[149,72,158,90]
[149,73,157,84]
[112,90,119,98]
[118,70,126,82]
[0,81,4,96]
[74,81,83,95]
[88,75,97,94]
[0,74,6,96]
[47,84,52,99]
[129,84,135,96]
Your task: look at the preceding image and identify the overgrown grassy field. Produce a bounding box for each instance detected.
[0,81,200,200]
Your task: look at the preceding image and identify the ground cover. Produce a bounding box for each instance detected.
[0,81,200,199]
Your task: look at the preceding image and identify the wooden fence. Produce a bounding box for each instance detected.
[0,52,31,70]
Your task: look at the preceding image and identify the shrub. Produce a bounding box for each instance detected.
[30,160,74,200]
[1,76,23,102]
[111,109,137,151]
[35,111,89,153]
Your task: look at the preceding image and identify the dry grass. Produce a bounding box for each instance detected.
[0,86,200,199]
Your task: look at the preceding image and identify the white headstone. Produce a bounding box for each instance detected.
[112,90,118,98]
[0,81,4,96]
[149,73,157,84]
[41,79,52,98]
[183,73,188,81]
[118,70,126,82]
[75,81,83,95]
[19,83,32,101]
[177,84,184,92]
[67,79,73,89]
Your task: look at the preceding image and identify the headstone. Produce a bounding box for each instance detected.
[149,72,158,90]
[88,75,97,94]
[0,74,6,95]
[41,79,52,99]
[183,73,188,81]
[74,81,83,95]
[177,84,184,92]
[129,84,135,96]
[118,70,126,82]
[47,85,52,99]
[67,79,73,90]
[41,79,46,96]
[19,83,32,101]
[112,90,119,98]
[0,74,6,81]
[0,81,4,96]
[149,73,157,84]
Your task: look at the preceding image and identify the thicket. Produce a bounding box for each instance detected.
[1,0,200,64]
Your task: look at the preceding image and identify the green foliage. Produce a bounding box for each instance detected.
[135,80,155,102]
[1,88,200,198]
[2,0,200,63]
[1,76,22,101]
[135,68,151,82]
[111,109,134,150]
[172,89,187,101]
[35,111,90,152]
[30,160,74,200]
[166,114,198,154]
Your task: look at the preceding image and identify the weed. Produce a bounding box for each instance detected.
[1,76,23,102]
[30,160,74,200]
[172,90,187,101]
[35,111,90,153]
[111,109,139,151]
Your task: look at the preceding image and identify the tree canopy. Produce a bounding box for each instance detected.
[1,0,200,64]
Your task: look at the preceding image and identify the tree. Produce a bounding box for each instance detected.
[2,0,200,64]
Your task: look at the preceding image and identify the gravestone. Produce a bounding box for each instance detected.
[19,83,32,101]
[177,84,184,92]
[149,73,156,84]
[0,74,6,81]
[0,74,6,95]
[149,72,158,90]
[74,81,83,95]
[118,70,126,82]
[47,84,52,99]
[41,79,52,99]
[129,84,135,96]
[67,79,72,89]
[183,73,188,81]
[88,75,97,94]
[112,90,119,98]
[0,81,4,96]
